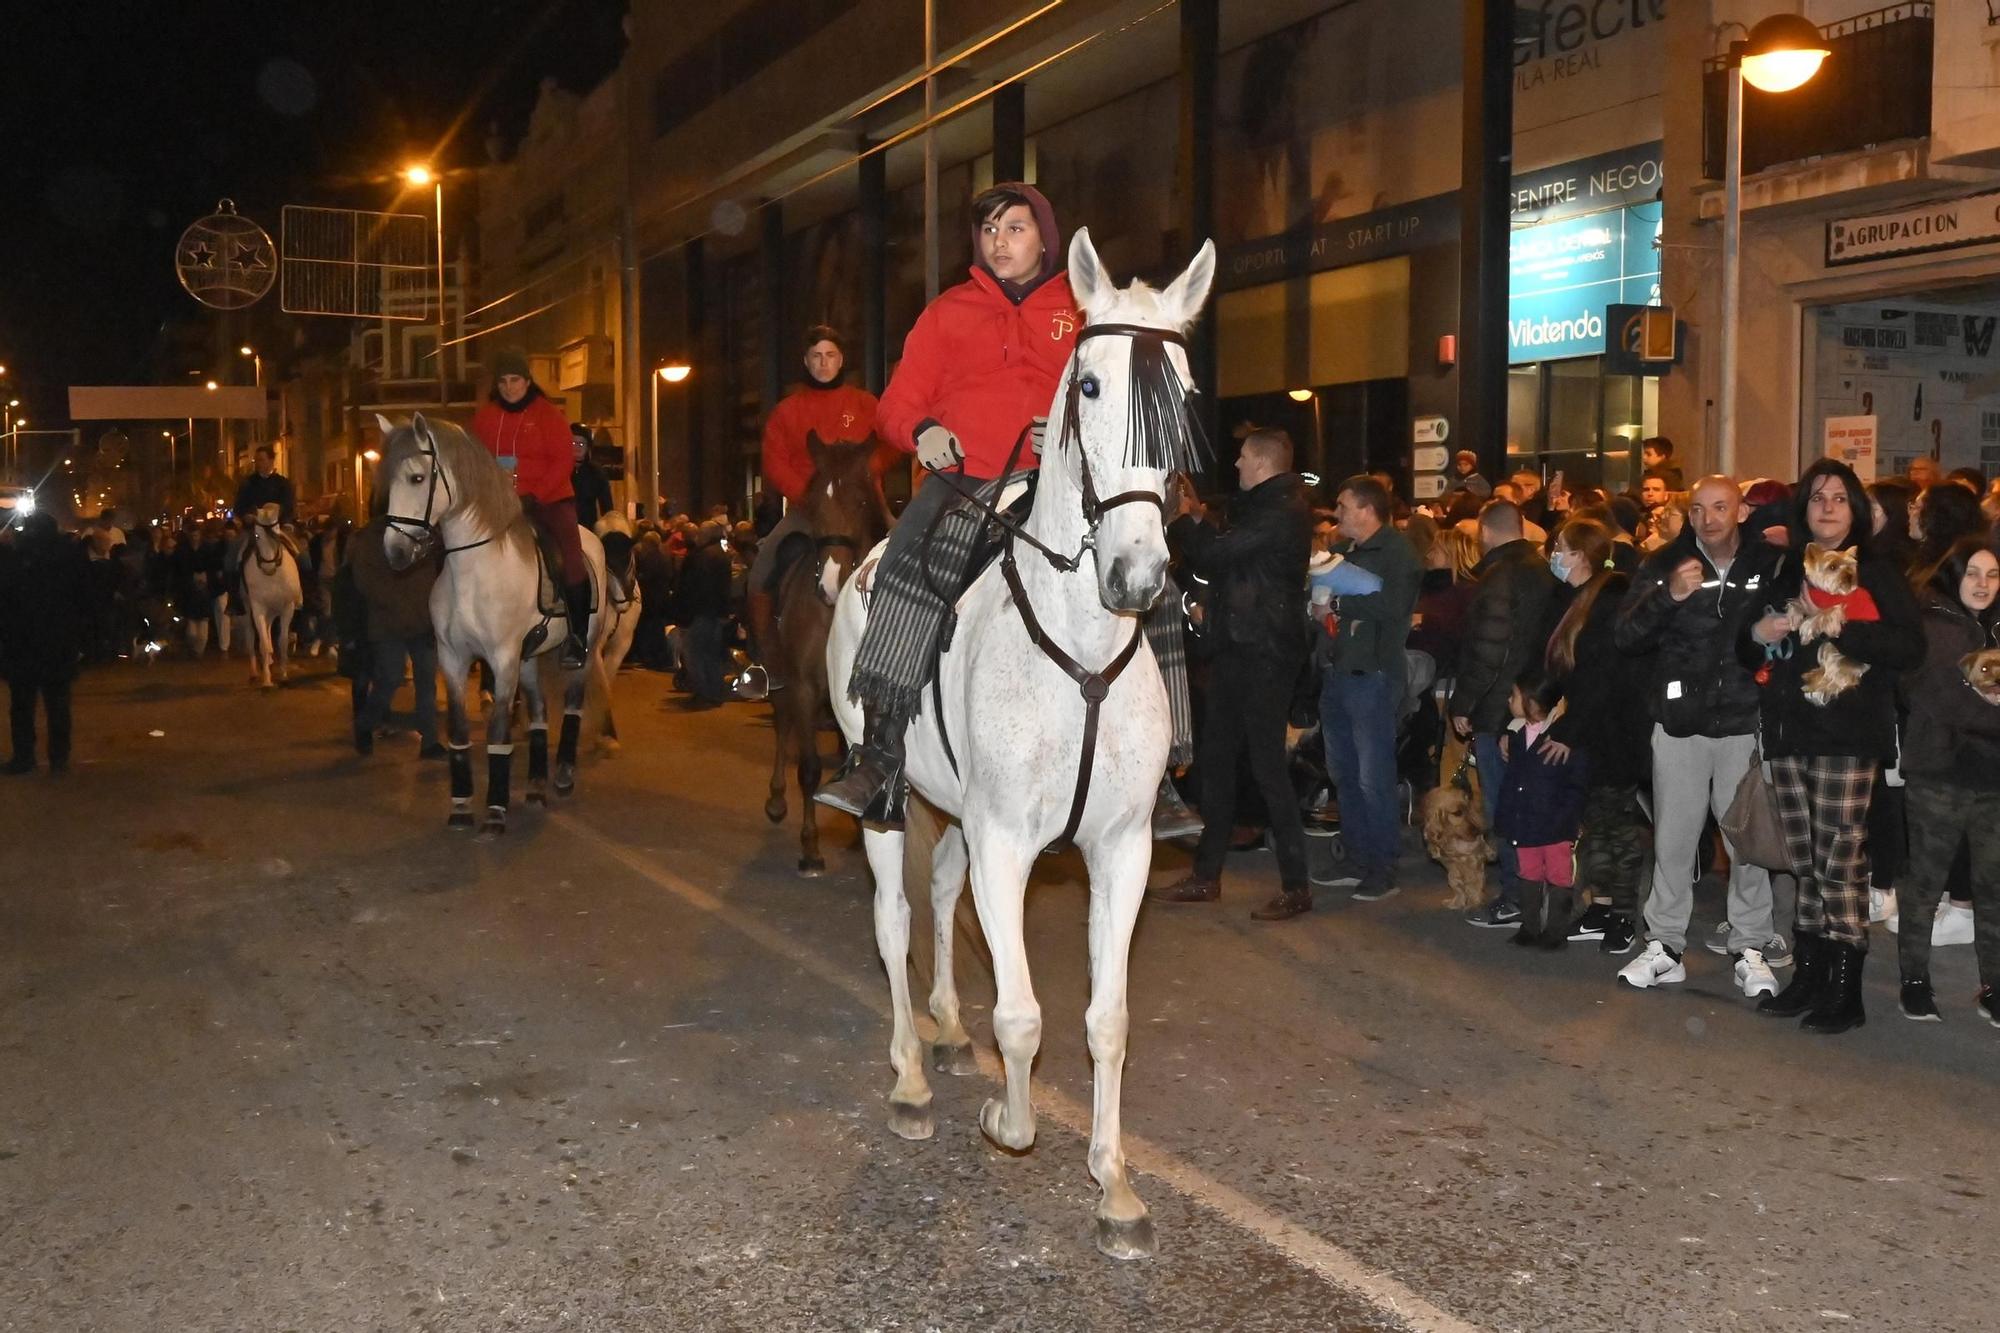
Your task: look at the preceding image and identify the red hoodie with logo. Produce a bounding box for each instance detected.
[876,184,1078,481]
[759,380,881,503]
[471,390,575,503]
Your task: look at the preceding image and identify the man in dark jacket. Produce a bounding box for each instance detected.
[0,514,90,775]
[1449,499,1559,926]
[1152,428,1315,920]
[677,519,734,708]
[1612,475,1785,995]
[570,424,615,531]
[233,445,295,525]
[346,514,442,757]
[1321,474,1420,901]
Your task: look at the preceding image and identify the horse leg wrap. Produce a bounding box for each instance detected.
[528,727,549,784]
[487,749,512,811]
[448,746,473,801]
[557,712,581,768]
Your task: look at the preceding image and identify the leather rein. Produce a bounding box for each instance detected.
[383,433,496,559]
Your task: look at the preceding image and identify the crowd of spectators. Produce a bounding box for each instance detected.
[1159,431,2000,1036]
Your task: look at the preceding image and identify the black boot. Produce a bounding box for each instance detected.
[1539,885,1575,950]
[1512,880,1547,946]
[814,704,909,827]
[1759,929,1827,1018]
[561,581,592,669]
[1801,940,1867,1034]
[1151,771,1203,841]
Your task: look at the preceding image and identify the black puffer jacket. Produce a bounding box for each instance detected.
[1739,544,1923,763]
[1899,594,2000,789]
[1615,526,1777,738]
[1449,538,1558,733]
[1171,472,1311,664]
[0,522,91,684]
[1547,572,1654,788]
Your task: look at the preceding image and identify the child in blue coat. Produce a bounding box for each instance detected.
[1495,665,1592,948]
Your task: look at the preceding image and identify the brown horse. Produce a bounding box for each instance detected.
[764,434,893,874]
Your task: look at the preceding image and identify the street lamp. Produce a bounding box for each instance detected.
[1717,13,1830,474]
[239,344,262,387]
[651,362,693,521]
[404,162,448,409]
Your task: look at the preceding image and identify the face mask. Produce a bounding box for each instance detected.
[1548,551,1571,581]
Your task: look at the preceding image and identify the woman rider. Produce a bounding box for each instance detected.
[815,183,1197,835]
[471,347,592,668]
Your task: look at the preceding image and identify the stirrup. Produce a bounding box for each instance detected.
[815,746,906,828]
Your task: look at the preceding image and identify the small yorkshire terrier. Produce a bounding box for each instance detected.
[1788,543,1878,706]
[1961,648,2000,705]
[1421,784,1491,909]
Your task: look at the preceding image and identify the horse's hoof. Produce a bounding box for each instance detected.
[979,1097,1035,1154]
[553,767,575,797]
[598,736,621,754]
[479,811,507,838]
[1095,1214,1157,1261]
[524,788,547,807]
[447,811,476,831]
[764,797,787,823]
[930,1040,979,1077]
[887,1096,934,1141]
[797,857,825,878]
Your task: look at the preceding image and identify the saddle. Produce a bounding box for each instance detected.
[517,518,599,658]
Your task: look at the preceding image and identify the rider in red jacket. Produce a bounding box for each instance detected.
[747,326,880,683]
[470,347,592,667]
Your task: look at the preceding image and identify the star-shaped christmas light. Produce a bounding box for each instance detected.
[233,241,269,270]
[184,240,217,269]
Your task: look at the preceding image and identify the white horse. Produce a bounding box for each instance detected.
[378,414,612,834]
[590,510,641,748]
[828,229,1215,1260]
[242,505,302,688]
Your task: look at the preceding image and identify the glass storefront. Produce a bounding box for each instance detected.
[1507,356,1657,493]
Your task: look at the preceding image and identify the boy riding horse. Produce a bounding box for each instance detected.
[747,324,882,688]
[816,184,1199,838]
[471,348,592,668]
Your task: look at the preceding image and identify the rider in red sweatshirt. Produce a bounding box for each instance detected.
[470,347,592,668]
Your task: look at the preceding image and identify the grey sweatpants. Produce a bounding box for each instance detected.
[1643,726,1774,954]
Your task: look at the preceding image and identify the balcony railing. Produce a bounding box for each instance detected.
[1703,3,1933,180]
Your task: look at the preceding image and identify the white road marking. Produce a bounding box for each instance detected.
[558,813,1482,1333]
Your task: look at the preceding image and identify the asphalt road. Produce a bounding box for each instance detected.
[2,653,1995,1332]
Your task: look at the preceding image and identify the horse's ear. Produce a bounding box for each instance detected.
[1159,239,1217,330]
[1068,227,1107,314]
[411,412,436,449]
[374,413,396,437]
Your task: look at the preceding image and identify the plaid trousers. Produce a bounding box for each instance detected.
[1769,754,1877,950]
[1577,783,1647,916]
[849,475,1193,765]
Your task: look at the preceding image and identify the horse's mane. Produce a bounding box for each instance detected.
[383,417,524,537]
[802,438,891,537]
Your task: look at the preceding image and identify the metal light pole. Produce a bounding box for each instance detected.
[403,165,449,410]
[653,363,691,521]
[1716,16,1828,476]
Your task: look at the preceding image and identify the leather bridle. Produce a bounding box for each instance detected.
[383,433,493,560]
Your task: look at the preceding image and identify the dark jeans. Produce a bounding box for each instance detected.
[1322,668,1401,876]
[9,678,72,767]
[1193,652,1308,890]
[1474,731,1520,906]
[1898,777,2000,988]
[684,616,727,702]
[355,635,439,744]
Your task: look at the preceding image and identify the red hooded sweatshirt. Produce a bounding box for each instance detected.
[876,184,1079,481]
[759,379,881,503]
[471,387,575,504]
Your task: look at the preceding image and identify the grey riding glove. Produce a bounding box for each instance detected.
[916,423,964,471]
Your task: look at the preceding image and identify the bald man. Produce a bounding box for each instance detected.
[1613,475,1787,996]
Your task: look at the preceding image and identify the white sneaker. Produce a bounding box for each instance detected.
[1618,941,1687,989]
[1934,902,1976,946]
[1734,948,1778,998]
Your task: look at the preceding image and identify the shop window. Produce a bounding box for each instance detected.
[1216,257,1410,398]
[1507,356,1658,495]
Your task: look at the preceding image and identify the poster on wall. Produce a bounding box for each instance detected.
[1811,303,2000,479]
[1822,415,1878,483]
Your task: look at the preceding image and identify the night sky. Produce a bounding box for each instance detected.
[1,0,627,426]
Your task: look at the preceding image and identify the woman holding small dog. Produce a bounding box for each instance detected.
[1744,459,1924,1035]
[1894,536,2000,1023]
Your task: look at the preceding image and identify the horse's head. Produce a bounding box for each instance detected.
[378,412,513,571]
[1059,227,1215,613]
[802,430,891,605]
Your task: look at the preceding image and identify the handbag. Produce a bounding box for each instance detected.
[1720,740,1791,871]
